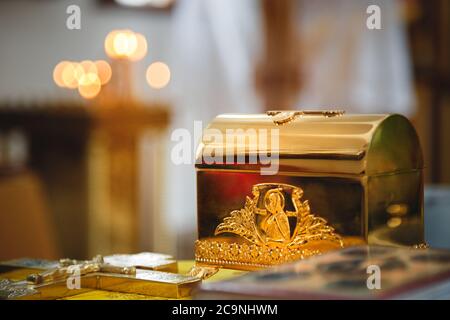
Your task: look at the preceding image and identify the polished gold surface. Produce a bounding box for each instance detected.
[14,270,200,300]
[80,270,200,299]
[0,252,190,299]
[196,113,423,174]
[195,111,424,270]
[0,260,243,300]
[102,252,178,273]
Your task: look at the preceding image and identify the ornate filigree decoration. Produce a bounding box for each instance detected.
[195,183,344,268]
[413,243,429,249]
[267,110,345,125]
[0,279,38,299]
[215,183,343,248]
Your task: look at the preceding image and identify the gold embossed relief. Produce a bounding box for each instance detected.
[195,183,345,269]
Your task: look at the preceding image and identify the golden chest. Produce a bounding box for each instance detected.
[194,111,424,270]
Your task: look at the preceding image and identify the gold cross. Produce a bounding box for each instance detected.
[0,253,200,299]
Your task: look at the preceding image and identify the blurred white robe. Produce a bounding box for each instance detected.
[160,0,415,257]
[296,0,415,114]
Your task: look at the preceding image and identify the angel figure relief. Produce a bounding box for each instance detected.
[214,183,343,249]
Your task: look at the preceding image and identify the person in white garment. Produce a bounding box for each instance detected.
[161,0,415,257]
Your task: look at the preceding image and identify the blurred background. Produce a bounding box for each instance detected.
[0,0,449,261]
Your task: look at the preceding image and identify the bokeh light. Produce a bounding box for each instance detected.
[79,60,98,76]
[53,59,112,99]
[94,60,112,85]
[104,29,147,60]
[53,61,70,88]
[78,73,102,99]
[62,62,84,89]
[105,30,120,58]
[146,61,171,89]
[129,33,148,61]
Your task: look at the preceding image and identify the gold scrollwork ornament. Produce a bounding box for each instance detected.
[195,183,345,269]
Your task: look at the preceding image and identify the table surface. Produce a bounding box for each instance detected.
[0,260,246,300]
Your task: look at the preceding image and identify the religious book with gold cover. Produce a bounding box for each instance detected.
[194,111,425,271]
[196,246,450,299]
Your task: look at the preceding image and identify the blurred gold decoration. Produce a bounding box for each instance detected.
[4,23,167,261]
[102,29,149,103]
[53,29,148,102]
[407,0,450,183]
[0,102,170,259]
[256,0,301,110]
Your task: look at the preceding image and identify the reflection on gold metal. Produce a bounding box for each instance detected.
[413,243,429,249]
[188,265,220,280]
[387,217,402,229]
[0,253,197,299]
[26,254,134,285]
[8,270,200,300]
[267,110,345,125]
[195,183,343,269]
[20,252,178,286]
[387,204,409,216]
